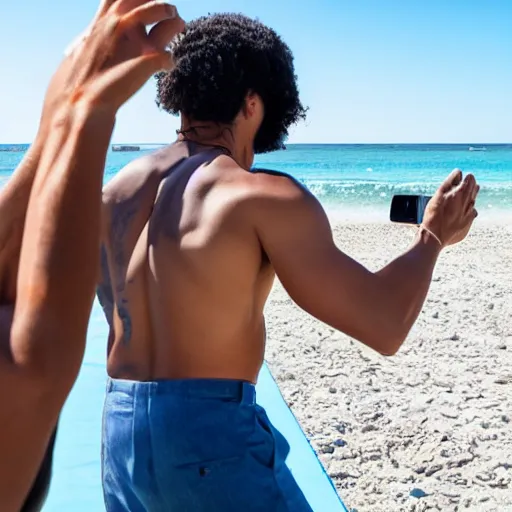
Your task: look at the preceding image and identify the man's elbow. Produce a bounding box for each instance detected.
[364,327,408,357]
[376,342,401,357]
[10,318,85,403]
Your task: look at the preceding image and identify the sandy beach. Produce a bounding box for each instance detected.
[265,221,512,512]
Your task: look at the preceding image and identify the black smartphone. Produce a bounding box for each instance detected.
[390,195,432,225]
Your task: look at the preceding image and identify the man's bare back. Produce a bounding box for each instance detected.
[100,141,283,383]
[99,138,480,386]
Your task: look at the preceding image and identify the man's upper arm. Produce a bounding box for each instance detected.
[252,175,396,353]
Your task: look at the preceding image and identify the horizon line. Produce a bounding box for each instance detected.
[2,142,511,146]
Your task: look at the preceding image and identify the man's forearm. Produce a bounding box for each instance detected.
[0,145,39,210]
[376,228,442,354]
[0,137,45,299]
[11,104,115,387]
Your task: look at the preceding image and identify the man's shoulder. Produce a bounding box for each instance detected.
[250,167,298,185]
[228,167,324,231]
[236,167,330,244]
[103,144,181,205]
[247,167,315,204]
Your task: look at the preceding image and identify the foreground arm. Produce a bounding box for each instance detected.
[255,171,478,356]
[0,143,43,361]
[11,106,114,395]
[0,1,184,508]
[0,140,44,303]
[0,37,89,303]
[0,106,115,511]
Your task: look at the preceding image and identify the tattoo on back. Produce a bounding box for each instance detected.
[117,298,132,346]
[109,201,139,346]
[97,244,114,327]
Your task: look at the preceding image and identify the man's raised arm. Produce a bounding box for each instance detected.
[0,46,91,301]
[254,169,479,356]
[0,2,184,509]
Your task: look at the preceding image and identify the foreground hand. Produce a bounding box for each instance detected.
[40,0,184,125]
[422,169,480,248]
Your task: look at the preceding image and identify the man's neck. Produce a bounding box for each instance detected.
[177,121,253,170]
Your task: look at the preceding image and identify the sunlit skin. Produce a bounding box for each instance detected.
[0,1,184,509]
[101,134,479,386]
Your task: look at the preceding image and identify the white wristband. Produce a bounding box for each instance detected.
[419,225,443,247]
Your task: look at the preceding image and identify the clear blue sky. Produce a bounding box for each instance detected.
[1,0,511,143]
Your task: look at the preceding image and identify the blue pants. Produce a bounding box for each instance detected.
[102,378,313,512]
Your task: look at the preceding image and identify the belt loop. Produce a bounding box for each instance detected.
[241,382,256,405]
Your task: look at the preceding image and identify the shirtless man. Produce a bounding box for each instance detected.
[0,1,183,510]
[98,13,480,512]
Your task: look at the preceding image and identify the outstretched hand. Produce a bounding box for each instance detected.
[41,0,184,126]
[422,169,480,248]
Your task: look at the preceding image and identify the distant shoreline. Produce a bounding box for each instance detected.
[1,142,512,148]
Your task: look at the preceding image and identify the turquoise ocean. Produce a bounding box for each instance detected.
[0,143,511,510]
[1,143,512,222]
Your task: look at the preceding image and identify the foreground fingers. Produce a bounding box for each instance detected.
[120,1,178,27]
[58,0,182,111]
[94,0,115,21]
[66,1,180,56]
[64,0,114,56]
[85,50,173,104]
[148,16,185,50]
[112,0,158,15]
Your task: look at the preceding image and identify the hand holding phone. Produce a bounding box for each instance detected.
[390,169,480,248]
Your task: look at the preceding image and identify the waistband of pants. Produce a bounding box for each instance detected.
[106,377,256,405]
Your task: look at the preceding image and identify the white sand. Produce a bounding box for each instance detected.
[264,222,512,512]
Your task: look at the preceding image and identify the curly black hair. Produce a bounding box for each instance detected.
[155,13,307,154]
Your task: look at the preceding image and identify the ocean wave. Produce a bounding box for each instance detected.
[301,179,512,211]
[303,178,511,193]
